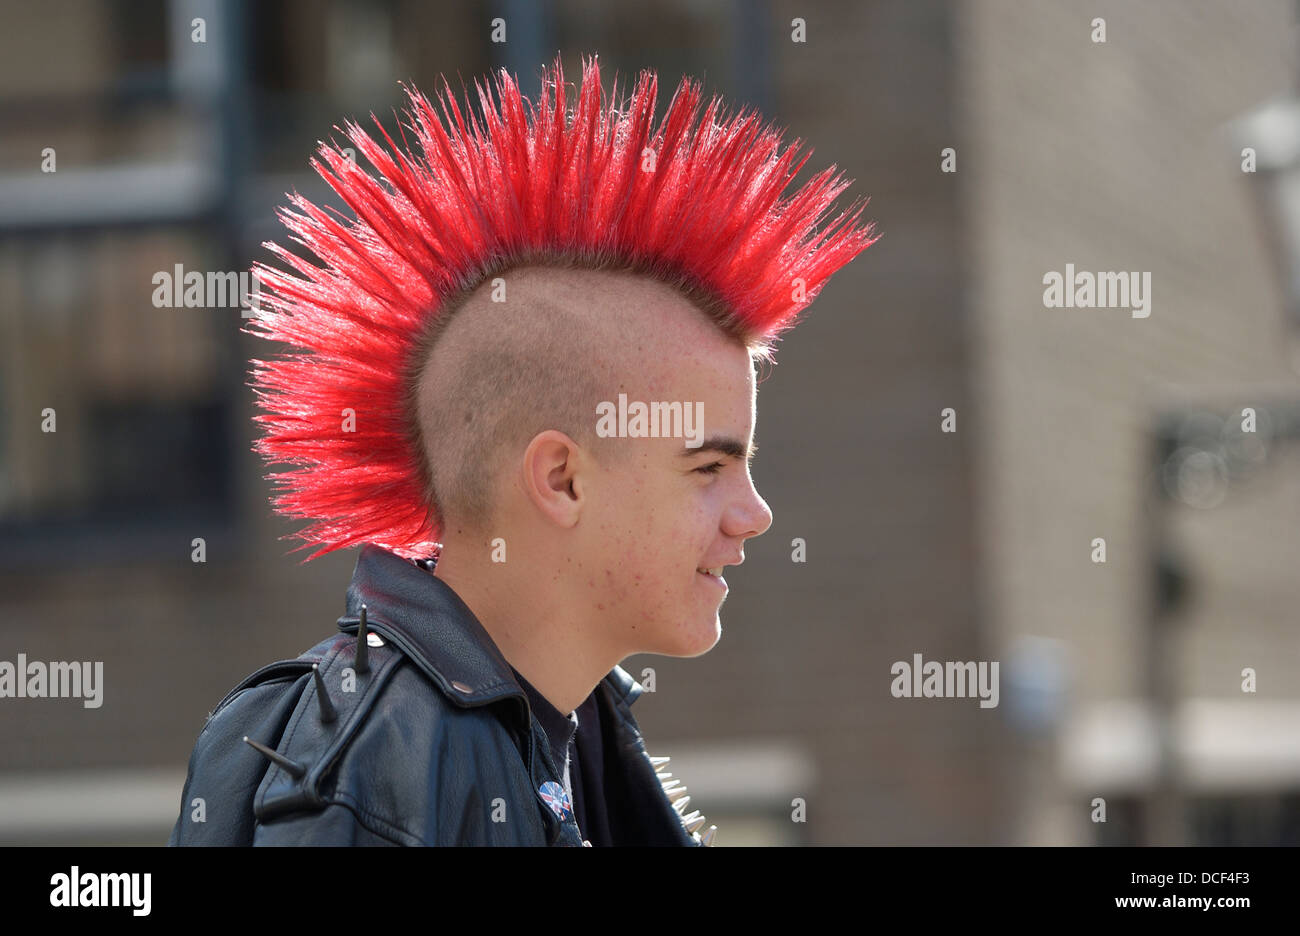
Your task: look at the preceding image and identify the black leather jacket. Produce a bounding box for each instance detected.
[168,544,709,846]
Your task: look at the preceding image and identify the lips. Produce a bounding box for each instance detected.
[696,568,727,592]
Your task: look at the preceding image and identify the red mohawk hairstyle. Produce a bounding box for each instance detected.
[245,54,879,562]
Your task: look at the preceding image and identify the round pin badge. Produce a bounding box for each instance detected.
[538,780,574,822]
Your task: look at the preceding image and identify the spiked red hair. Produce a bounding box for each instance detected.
[244,54,879,562]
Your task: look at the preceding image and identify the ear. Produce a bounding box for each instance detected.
[520,430,586,529]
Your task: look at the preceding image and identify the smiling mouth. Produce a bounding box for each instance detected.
[696,567,727,589]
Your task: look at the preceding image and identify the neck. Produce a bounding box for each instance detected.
[432,536,618,715]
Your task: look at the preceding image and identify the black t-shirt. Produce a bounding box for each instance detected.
[509,666,611,845]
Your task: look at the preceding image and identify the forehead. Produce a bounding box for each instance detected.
[647,331,756,414]
[590,273,757,427]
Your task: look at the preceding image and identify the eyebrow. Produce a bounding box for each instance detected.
[680,436,757,460]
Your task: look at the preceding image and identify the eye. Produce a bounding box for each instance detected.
[695,461,726,475]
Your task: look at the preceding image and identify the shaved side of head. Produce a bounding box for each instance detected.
[404,262,750,538]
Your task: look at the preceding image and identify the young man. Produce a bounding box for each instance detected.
[168,55,877,846]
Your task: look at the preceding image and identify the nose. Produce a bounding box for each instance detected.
[725,478,773,541]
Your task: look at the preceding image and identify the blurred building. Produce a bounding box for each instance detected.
[958,0,1300,845]
[0,0,1295,845]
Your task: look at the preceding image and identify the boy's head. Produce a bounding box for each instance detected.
[410,262,770,656]
[244,55,879,602]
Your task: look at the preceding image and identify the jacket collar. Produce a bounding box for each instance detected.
[336,544,643,713]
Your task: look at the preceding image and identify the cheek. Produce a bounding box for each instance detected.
[644,493,719,586]
[596,480,710,588]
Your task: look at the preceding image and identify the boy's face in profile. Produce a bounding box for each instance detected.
[567,284,774,661]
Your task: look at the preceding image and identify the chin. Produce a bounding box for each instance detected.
[666,612,722,658]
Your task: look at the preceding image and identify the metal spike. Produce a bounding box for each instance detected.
[683,813,707,833]
[666,786,689,802]
[672,796,691,815]
[648,755,671,767]
[312,664,337,723]
[660,779,682,792]
[655,771,673,781]
[243,735,306,779]
[354,604,370,674]
[701,825,717,846]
